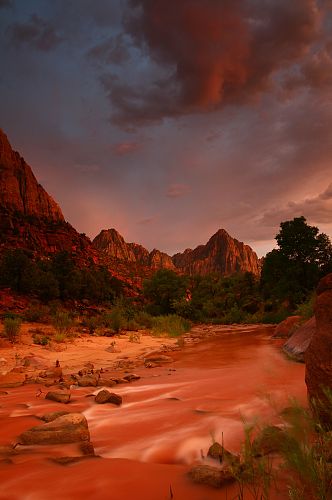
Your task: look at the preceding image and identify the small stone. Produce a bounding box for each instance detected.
[95,390,122,405]
[45,392,71,404]
[77,375,98,387]
[123,373,140,382]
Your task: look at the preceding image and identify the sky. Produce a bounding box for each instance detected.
[1,0,332,257]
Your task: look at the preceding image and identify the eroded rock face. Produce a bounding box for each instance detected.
[0,130,99,265]
[18,413,90,445]
[93,227,260,278]
[305,274,332,428]
[0,129,63,221]
[283,317,316,362]
[172,229,260,276]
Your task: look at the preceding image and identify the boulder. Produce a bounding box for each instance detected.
[95,390,122,405]
[96,377,117,388]
[18,413,90,445]
[207,442,238,465]
[305,273,332,428]
[283,317,316,362]
[45,392,71,404]
[187,464,235,488]
[0,373,25,388]
[77,375,98,387]
[40,411,70,423]
[273,316,302,338]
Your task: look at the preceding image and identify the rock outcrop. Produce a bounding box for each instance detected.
[305,273,332,428]
[272,316,302,339]
[283,317,316,362]
[0,129,98,265]
[0,129,63,221]
[172,229,260,276]
[94,227,260,278]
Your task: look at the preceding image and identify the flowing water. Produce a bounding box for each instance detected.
[0,326,306,499]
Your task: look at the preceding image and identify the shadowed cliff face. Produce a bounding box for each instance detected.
[93,229,176,271]
[93,228,260,277]
[172,229,260,276]
[0,129,97,265]
[0,129,64,221]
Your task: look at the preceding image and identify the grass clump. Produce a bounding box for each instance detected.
[52,311,74,341]
[2,317,22,343]
[151,314,191,337]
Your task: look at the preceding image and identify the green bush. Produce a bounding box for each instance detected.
[101,308,126,333]
[52,311,74,338]
[134,311,154,328]
[85,316,99,335]
[295,294,315,321]
[151,314,191,337]
[3,317,22,342]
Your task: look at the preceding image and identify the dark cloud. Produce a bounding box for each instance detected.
[87,34,130,65]
[9,14,62,51]
[0,0,12,8]
[101,0,323,125]
[259,183,332,227]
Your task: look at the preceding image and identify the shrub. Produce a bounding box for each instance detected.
[295,294,316,321]
[151,314,191,337]
[32,333,50,346]
[3,317,22,342]
[101,308,126,333]
[52,311,74,338]
[134,311,154,329]
[85,316,99,335]
[24,304,49,323]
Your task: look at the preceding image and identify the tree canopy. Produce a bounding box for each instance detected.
[261,216,332,304]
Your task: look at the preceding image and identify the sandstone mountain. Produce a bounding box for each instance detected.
[0,129,97,265]
[0,128,260,284]
[93,228,260,277]
[172,229,260,276]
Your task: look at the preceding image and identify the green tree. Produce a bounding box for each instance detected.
[143,269,187,315]
[261,217,332,305]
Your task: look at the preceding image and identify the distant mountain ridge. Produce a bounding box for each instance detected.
[93,227,260,277]
[0,128,260,286]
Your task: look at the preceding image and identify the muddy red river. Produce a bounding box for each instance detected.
[0,326,306,499]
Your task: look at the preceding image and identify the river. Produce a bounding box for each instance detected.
[0,326,306,499]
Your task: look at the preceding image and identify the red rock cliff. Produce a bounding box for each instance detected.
[0,129,64,221]
[172,229,260,276]
[0,129,97,265]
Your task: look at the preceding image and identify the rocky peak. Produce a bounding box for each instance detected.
[93,229,137,262]
[172,228,260,276]
[149,249,176,270]
[0,129,64,222]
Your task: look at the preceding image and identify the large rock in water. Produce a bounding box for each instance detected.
[283,317,316,362]
[305,274,332,428]
[18,413,90,445]
[272,315,302,338]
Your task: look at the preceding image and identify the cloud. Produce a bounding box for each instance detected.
[87,34,130,65]
[137,215,158,225]
[0,0,12,8]
[111,141,142,155]
[8,14,62,51]
[259,183,332,226]
[166,183,191,198]
[101,0,323,125]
